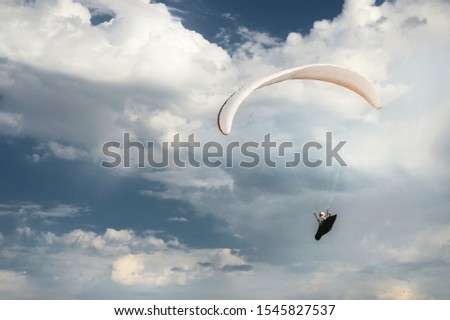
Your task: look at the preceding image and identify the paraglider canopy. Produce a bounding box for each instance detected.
[217,64,382,135]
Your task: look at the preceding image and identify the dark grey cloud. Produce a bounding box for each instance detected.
[401,16,427,30]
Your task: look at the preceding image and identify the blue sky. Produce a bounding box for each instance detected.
[0,0,450,299]
[154,0,346,45]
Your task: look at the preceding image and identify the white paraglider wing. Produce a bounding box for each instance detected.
[217,64,382,135]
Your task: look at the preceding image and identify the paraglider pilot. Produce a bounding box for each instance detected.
[314,208,332,226]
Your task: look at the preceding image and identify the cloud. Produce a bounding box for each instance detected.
[111,252,205,287]
[168,217,188,222]
[111,248,250,287]
[134,0,450,299]
[0,270,37,299]
[33,204,87,218]
[1,207,450,298]
[138,0,450,225]
[0,0,232,84]
[401,16,427,30]
[0,111,22,136]
[0,202,87,220]
[221,12,236,21]
[0,226,251,298]
[16,227,35,238]
[0,0,234,154]
[0,0,449,299]
[374,279,425,299]
[47,141,88,161]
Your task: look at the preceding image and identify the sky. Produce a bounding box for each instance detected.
[0,0,449,299]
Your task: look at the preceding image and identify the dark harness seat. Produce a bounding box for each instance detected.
[315,214,337,241]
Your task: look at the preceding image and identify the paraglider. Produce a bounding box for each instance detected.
[217,64,382,135]
[313,209,337,241]
[217,64,381,241]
